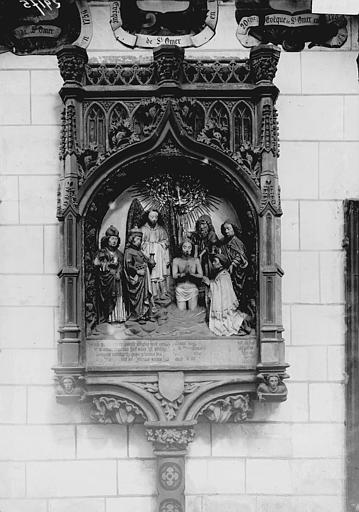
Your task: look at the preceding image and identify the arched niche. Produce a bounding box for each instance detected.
[82,151,259,348]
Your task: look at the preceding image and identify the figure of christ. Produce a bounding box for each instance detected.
[140,209,170,299]
[172,240,203,311]
[202,254,246,337]
[93,225,126,324]
[124,228,156,324]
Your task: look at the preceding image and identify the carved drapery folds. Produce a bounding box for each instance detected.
[55,44,287,512]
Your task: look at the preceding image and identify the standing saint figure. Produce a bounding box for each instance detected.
[203,254,246,336]
[191,214,218,278]
[124,228,155,323]
[140,209,170,299]
[172,240,203,311]
[93,225,126,324]
[218,220,248,302]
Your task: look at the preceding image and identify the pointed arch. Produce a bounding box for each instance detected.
[85,102,106,152]
[233,101,254,151]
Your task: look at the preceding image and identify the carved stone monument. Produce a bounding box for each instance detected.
[55,43,288,511]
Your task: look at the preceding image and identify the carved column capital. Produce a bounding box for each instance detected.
[249,44,281,84]
[57,45,88,85]
[145,422,196,452]
[153,45,184,85]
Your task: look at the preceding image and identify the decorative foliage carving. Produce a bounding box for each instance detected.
[154,46,184,84]
[159,462,182,491]
[260,104,279,156]
[138,382,198,420]
[90,396,146,425]
[57,45,88,84]
[198,393,252,423]
[146,426,195,451]
[257,374,288,402]
[60,104,77,160]
[159,499,183,512]
[249,44,281,83]
[232,143,262,185]
[172,99,205,139]
[260,178,282,215]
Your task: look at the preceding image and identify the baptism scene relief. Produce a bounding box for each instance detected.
[85,165,257,342]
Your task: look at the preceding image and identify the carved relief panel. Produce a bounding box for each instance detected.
[55,43,287,511]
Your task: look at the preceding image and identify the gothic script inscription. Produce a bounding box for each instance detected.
[86,337,257,370]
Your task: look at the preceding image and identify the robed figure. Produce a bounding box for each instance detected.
[94,225,126,324]
[218,220,248,302]
[203,254,246,336]
[140,209,170,299]
[124,228,155,323]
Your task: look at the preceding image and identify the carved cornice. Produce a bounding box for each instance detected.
[90,396,147,425]
[146,425,196,451]
[198,393,253,423]
[84,57,252,87]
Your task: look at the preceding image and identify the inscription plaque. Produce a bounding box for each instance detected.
[86,337,257,370]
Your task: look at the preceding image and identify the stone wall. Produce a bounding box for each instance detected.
[0,3,358,511]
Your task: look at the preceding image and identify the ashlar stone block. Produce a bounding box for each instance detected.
[291,305,345,346]
[300,200,343,251]
[117,460,156,495]
[0,226,43,273]
[19,176,58,225]
[211,423,292,458]
[0,307,55,349]
[277,95,343,141]
[27,461,117,497]
[186,459,245,494]
[0,425,75,460]
[31,70,63,125]
[292,423,344,458]
[76,424,127,459]
[0,386,27,424]
[278,142,318,200]
[246,459,292,494]
[319,142,359,199]
[0,462,25,498]
[48,498,105,512]
[0,71,30,125]
[282,251,320,304]
[309,383,345,422]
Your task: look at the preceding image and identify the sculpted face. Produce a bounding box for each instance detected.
[62,377,74,393]
[108,235,119,247]
[133,235,142,248]
[148,210,159,226]
[268,375,279,390]
[223,223,234,237]
[198,220,209,237]
[212,256,221,270]
[182,241,192,256]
